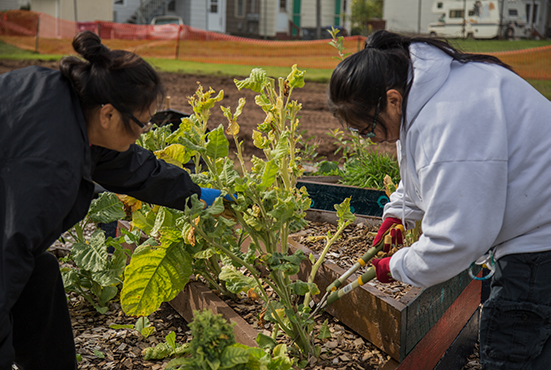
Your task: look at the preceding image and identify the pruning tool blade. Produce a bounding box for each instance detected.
[308,224,404,319]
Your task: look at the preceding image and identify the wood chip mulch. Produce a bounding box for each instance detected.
[46,221,481,370]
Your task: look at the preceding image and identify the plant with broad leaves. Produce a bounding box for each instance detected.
[60,192,136,314]
[119,65,355,361]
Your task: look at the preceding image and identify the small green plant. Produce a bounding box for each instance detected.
[327,26,351,61]
[109,316,156,339]
[60,192,134,314]
[143,331,187,360]
[163,309,293,370]
[312,129,401,190]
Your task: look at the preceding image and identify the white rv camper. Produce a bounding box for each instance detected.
[428,0,528,39]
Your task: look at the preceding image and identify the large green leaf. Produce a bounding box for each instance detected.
[220,344,251,367]
[88,192,126,224]
[205,125,229,160]
[259,160,278,190]
[234,68,267,93]
[120,229,192,316]
[91,246,126,287]
[218,266,255,294]
[71,230,109,272]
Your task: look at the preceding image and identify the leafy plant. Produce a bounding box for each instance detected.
[312,129,401,190]
[60,192,134,314]
[119,65,355,360]
[109,316,156,339]
[143,331,187,360]
[163,309,293,370]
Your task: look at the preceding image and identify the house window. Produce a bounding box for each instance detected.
[509,9,518,17]
[280,0,286,11]
[236,0,245,17]
[210,0,218,13]
[449,9,464,18]
[168,0,175,11]
[114,0,124,5]
[436,2,443,9]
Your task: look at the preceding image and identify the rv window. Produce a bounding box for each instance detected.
[450,10,464,18]
[468,10,475,16]
[437,2,443,8]
[509,9,518,16]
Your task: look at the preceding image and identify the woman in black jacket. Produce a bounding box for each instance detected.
[0,31,216,369]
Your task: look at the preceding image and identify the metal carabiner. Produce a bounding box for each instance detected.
[469,249,496,281]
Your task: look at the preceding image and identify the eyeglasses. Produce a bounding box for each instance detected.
[348,96,382,139]
[121,110,153,133]
[104,104,153,133]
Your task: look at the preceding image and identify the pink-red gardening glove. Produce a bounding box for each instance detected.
[373,217,404,253]
[372,257,394,283]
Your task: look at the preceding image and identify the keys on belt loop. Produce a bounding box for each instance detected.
[469,249,496,281]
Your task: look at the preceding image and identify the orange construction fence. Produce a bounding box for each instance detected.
[1,10,550,79]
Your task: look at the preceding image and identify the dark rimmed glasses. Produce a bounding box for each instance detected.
[105,104,154,133]
[348,96,382,139]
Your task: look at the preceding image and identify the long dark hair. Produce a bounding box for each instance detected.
[59,31,164,132]
[328,30,514,135]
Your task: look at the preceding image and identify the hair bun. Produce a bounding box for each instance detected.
[72,30,110,65]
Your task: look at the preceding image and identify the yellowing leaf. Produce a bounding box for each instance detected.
[286,64,305,89]
[117,194,142,213]
[384,174,397,197]
[246,288,260,301]
[154,144,189,168]
[226,119,240,137]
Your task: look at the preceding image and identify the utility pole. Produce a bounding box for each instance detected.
[316,0,321,39]
[462,0,466,38]
[418,0,422,34]
[498,0,504,39]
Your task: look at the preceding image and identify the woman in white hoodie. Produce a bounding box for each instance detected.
[328,30,551,369]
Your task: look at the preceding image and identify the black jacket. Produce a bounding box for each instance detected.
[0,66,200,310]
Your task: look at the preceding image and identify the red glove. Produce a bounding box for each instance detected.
[372,257,394,283]
[373,217,404,252]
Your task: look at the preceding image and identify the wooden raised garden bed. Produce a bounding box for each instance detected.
[297,178,390,217]
[288,210,482,366]
[116,210,481,369]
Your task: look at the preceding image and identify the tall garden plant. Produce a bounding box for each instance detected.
[119,66,355,361]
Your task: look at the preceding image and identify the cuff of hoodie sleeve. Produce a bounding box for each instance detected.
[388,247,425,288]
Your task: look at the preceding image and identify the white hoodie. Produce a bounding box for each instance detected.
[384,42,551,288]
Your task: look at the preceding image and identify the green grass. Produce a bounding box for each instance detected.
[1,39,550,96]
[449,39,551,53]
[0,40,62,60]
[145,58,334,82]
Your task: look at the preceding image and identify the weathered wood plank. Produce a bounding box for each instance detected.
[169,281,259,348]
[402,270,475,358]
[395,278,481,369]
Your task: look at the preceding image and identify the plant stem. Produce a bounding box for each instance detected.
[303,220,352,308]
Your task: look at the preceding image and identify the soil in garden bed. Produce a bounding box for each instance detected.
[294,221,413,300]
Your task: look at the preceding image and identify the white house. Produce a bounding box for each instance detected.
[1,0,30,10]
[113,0,351,39]
[383,0,440,34]
[30,0,113,22]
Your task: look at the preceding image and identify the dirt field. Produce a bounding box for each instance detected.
[0,58,396,163]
